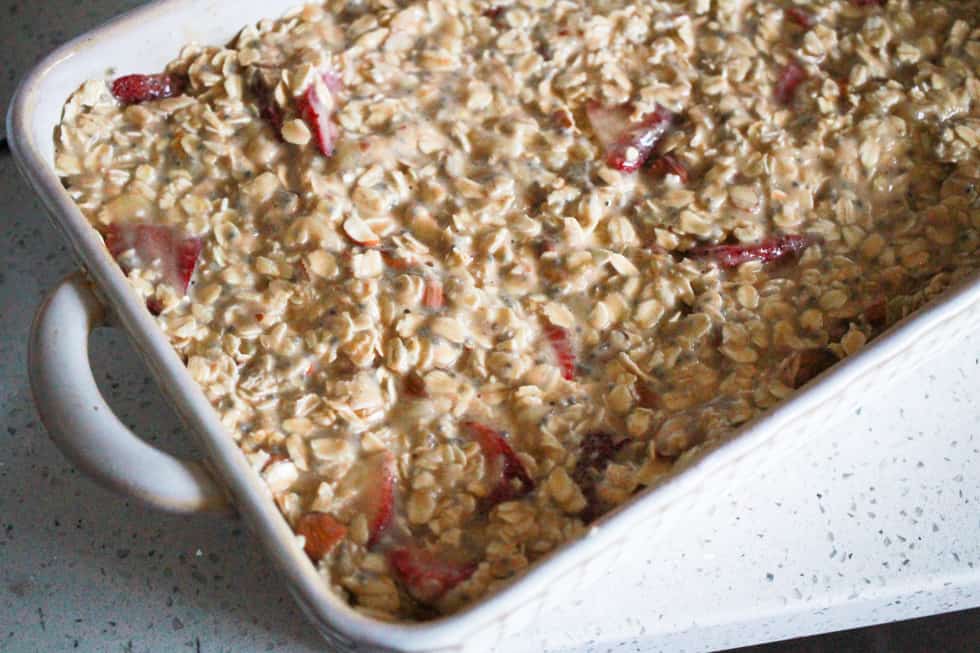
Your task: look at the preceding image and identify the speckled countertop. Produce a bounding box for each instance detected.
[1,2,979,652]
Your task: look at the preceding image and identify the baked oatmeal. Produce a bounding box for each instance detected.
[55,0,979,620]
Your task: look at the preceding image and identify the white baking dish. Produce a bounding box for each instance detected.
[9,1,980,650]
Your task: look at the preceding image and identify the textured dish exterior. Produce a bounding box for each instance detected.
[8,1,980,651]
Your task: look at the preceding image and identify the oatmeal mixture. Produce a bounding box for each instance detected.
[56,0,979,620]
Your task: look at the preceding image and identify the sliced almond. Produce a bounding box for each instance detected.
[343,214,380,247]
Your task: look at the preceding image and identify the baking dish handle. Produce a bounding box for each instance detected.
[29,272,231,513]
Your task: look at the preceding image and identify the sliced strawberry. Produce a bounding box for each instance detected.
[462,421,534,507]
[102,223,203,293]
[785,7,814,28]
[572,432,627,522]
[296,512,347,562]
[646,153,689,184]
[587,101,674,173]
[692,234,810,268]
[146,297,164,316]
[111,73,185,105]
[173,236,204,291]
[774,61,808,105]
[422,277,444,309]
[544,324,576,380]
[388,545,477,604]
[297,75,339,157]
[361,451,396,548]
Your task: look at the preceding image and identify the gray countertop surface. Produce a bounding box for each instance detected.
[1,2,979,653]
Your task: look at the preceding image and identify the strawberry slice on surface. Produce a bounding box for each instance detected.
[774,61,808,105]
[544,324,576,380]
[692,234,810,268]
[587,101,674,173]
[296,512,347,562]
[361,451,396,548]
[388,545,477,604]
[111,73,185,105]
[462,421,534,507]
[102,223,203,294]
[297,72,340,157]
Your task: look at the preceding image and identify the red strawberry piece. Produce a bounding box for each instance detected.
[111,73,185,105]
[422,277,444,309]
[173,235,204,292]
[587,101,674,173]
[361,451,396,548]
[296,512,347,561]
[297,78,338,157]
[102,223,203,293]
[462,421,534,507]
[646,153,689,184]
[388,545,477,604]
[774,61,808,105]
[544,324,576,380]
[692,234,810,268]
[572,432,627,522]
[146,297,164,316]
[785,7,814,28]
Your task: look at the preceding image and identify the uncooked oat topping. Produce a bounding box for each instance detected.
[57,0,979,620]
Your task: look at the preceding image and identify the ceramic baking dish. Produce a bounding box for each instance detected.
[9,0,980,650]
